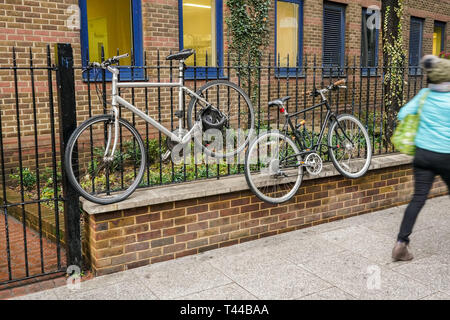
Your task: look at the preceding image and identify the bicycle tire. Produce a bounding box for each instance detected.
[328,114,372,179]
[245,131,303,204]
[186,80,255,159]
[65,114,146,205]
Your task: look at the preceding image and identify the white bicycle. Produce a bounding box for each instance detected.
[65,50,254,204]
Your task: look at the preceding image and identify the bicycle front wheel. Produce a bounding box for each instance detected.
[328,114,372,179]
[65,115,146,205]
[187,80,254,159]
[245,131,303,204]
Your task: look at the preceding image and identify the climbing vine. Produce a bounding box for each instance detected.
[382,0,406,143]
[225,0,271,103]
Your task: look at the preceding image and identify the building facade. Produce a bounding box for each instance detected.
[0,0,448,74]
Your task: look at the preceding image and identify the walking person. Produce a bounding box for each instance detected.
[392,55,450,261]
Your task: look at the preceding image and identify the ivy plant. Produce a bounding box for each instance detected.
[382,0,406,144]
[225,0,271,103]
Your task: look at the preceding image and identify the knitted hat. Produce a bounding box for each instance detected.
[420,55,450,84]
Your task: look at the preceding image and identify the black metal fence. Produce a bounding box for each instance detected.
[0,44,426,288]
[0,46,66,288]
[76,49,425,189]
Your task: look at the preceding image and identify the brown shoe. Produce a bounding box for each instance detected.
[392,241,414,262]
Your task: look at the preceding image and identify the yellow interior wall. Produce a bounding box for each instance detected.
[183,0,216,66]
[87,0,132,65]
[433,26,442,56]
[277,1,298,67]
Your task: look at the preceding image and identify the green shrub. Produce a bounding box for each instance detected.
[9,167,36,191]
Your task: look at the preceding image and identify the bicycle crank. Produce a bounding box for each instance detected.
[164,128,190,163]
[304,153,323,175]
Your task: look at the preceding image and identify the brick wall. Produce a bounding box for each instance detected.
[82,162,448,276]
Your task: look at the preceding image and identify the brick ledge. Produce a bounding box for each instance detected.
[81,153,413,215]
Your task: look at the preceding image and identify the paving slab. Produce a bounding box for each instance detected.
[12,195,450,300]
[297,249,433,300]
[55,280,158,300]
[178,283,258,300]
[208,247,332,299]
[392,254,450,296]
[132,257,232,299]
[421,291,450,300]
[298,287,356,300]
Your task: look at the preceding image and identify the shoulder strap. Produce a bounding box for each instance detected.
[417,89,430,116]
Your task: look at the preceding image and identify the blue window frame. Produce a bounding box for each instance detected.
[178,0,224,80]
[323,2,346,77]
[274,0,304,77]
[79,0,144,81]
[409,17,424,75]
[322,2,345,76]
[361,7,379,76]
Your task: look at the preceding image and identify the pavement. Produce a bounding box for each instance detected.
[11,195,450,300]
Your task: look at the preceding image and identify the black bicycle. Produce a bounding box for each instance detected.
[244,79,372,204]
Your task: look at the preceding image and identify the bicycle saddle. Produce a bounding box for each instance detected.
[268,96,291,107]
[166,49,195,61]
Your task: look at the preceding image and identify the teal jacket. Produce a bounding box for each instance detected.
[398,88,450,154]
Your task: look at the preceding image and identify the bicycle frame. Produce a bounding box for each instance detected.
[103,60,211,160]
[277,93,351,167]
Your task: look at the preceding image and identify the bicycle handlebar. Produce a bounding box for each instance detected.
[306,79,347,97]
[87,53,130,70]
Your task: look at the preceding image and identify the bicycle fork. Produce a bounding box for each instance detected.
[103,67,120,162]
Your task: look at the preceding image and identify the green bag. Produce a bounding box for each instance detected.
[391,90,430,156]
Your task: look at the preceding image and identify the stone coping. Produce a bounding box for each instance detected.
[81,153,413,215]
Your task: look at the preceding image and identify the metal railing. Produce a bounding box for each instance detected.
[0,46,66,288]
[76,49,425,190]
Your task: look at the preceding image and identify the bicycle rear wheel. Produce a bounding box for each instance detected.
[328,114,372,179]
[65,115,146,205]
[245,131,303,204]
[187,80,254,159]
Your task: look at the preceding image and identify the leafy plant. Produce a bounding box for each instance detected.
[226,0,271,104]
[382,0,406,144]
[9,167,37,191]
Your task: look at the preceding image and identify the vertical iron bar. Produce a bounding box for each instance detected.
[373,63,379,153]
[0,55,12,281]
[13,47,30,277]
[47,45,62,269]
[157,50,162,184]
[169,51,175,183]
[267,53,271,131]
[54,43,81,268]
[144,51,150,186]
[30,48,45,273]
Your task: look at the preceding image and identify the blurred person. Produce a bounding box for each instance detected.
[392,55,450,261]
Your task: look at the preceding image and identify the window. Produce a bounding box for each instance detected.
[409,17,423,75]
[361,8,379,76]
[323,2,345,76]
[433,21,445,56]
[179,0,223,79]
[275,0,303,77]
[79,0,144,80]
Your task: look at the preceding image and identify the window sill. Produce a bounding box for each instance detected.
[184,67,228,81]
[274,70,305,79]
[82,68,146,82]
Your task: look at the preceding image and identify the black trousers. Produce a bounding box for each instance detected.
[397,147,450,243]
